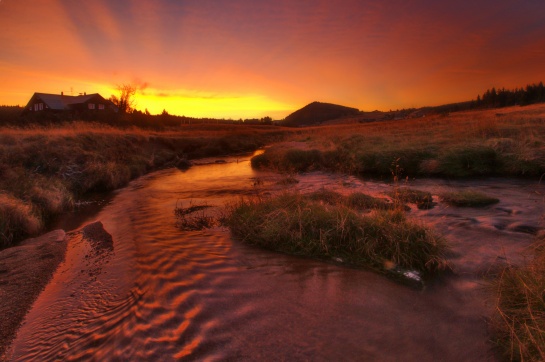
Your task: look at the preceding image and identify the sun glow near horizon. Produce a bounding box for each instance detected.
[133,88,294,119]
[1,1,545,118]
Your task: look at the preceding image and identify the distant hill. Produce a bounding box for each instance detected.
[282,101,360,127]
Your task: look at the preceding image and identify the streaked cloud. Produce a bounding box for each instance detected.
[1,0,544,117]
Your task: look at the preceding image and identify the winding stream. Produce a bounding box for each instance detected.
[8,152,545,361]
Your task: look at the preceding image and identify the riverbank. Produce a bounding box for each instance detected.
[0,230,66,360]
[251,104,545,179]
[0,122,292,248]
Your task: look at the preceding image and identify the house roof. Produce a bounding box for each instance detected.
[33,93,102,110]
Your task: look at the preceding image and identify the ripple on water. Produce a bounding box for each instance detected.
[9,155,545,361]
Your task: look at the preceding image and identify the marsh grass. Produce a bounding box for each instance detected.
[386,187,434,210]
[0,122,293,246]
[490,237,545,361]
[224,192,449,276]
[439,190,500,207]
[0,194,42,248]
[174,201,216,231]
[346,192,394,210]
[251,104,545,178]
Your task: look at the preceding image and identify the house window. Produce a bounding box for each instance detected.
[34,103,43,111]
[98,104,105,110]
[88,103,95,110]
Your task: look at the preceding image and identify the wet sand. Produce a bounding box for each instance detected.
[0,230,66,361]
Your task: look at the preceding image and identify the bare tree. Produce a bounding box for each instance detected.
[110,83,137,114]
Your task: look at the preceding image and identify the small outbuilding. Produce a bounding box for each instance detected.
[22,92,118,115]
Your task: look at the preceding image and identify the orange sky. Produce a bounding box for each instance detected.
[1,0,545,119]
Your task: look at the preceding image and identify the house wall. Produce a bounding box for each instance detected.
[70,96,111,112]
[25,96,49,113]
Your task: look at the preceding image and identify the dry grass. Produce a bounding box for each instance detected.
[0,194,42,248]
[439,190,500,207]
[174,201,216,231]
[252,104,545,178]
[224,191,449,277]
[490,237,545,361]
[386,187,434,210]
[0,121,293,246]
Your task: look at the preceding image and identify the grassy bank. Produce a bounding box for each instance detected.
[0,121,291,247]
[224,191,449,277]
[490,236,545,361]
[251,104,545,178]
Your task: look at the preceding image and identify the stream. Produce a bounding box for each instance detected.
[8,151,545,361]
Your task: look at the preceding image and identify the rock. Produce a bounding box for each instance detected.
[82,221,113,250]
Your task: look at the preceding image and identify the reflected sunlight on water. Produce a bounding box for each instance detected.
[9,152,545,361]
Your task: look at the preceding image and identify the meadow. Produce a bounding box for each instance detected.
[2,104,545,360]
[246,103,545,361]
[252,104,545,178]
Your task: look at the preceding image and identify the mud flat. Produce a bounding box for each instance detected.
[0,230,66,360]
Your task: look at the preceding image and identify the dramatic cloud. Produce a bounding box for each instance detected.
[1,0,544,117]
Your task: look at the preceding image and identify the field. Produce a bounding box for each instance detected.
[253,104,545,178]
[2,104,545,360]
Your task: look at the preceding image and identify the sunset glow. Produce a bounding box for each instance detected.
[1,0,545,118]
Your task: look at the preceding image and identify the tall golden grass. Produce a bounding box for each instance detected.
[0,121,293,247]
[224,191,449,276]
[490,237,545,361]
[253,104,545,178]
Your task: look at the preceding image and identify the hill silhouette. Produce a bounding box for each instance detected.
[283,101,360,126]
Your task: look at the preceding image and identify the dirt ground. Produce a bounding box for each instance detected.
[0,230,67,361]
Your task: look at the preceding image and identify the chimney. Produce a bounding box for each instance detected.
[61,91,64,96]
[84,92,86,96]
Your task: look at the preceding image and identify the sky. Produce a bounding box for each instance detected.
[1,0,545,119]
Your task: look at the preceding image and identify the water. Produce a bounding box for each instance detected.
[8,152,545,361]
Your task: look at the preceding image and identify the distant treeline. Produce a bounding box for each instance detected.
[0,106,276,129]
[475,82,545,108]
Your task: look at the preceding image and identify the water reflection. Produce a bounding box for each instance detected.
[9,152,545,361]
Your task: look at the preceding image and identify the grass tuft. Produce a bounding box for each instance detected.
[490,237,545,361]
[346,192,394,210]
[224,192,449,276]
[0,193,42,248]
[174,201,216,231]
[439,190,500,207]
[386,187,434,210]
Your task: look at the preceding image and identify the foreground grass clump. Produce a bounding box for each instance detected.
[439,190,500,207]
[490,238,545,361]
[174,202,215,231]
[224,192,448,276]
[0,194,42,248]
[386,187,434,210]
